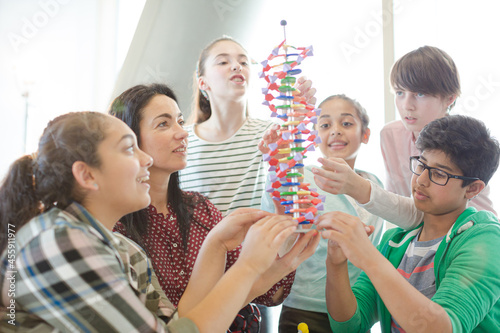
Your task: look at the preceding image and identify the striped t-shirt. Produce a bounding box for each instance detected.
[179,118,273,216]
[391,230,444,332]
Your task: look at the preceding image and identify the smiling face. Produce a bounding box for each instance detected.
[317,98,369,168]
[92,116,153,217]
[199,40,250,101]
[138,94,188,176]
[394,89,453,138]
[411,149,469,217]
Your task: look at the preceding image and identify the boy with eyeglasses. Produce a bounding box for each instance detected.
[313,115,500,332]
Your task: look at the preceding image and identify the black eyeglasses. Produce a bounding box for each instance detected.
[409,156,480,186]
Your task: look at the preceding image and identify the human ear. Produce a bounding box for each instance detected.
[465,180,485,200]
[361,128,371,144]
[72,161,98,191]
[445,94,457,110]
[198,76,209,91]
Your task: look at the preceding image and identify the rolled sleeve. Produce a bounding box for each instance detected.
[358,180,423,229]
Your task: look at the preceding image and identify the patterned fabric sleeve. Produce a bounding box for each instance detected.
[13,226,197,333]
[113,232,177,320]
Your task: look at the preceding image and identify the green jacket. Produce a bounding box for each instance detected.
[329,207,500,332]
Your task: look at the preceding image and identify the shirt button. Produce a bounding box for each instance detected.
[173,243,178,248]
[180,270,185,275]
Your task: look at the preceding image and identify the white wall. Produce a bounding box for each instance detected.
[0,0,144,177]
[110,0,268,115]
[392,0,500,204]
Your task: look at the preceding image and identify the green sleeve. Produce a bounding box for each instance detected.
[432,223,500,332]
[328,229,401,332]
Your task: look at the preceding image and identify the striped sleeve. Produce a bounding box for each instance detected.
[180,119,273,215]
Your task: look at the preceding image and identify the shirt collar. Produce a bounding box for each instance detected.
[65,202,122,249]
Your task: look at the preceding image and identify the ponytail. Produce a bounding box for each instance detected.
[0,155,41,251]
[190,84,212,124]
[0,111,109,253]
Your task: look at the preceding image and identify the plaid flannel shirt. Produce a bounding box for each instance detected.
[0,202,198,333]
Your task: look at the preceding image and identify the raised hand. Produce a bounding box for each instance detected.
[295,76,317,106]
[258,76,316,155]
[315,211,376,269]
[258,123,282,154]
[238,215,298,275]
[209,208,273,252]
[312,157,372,204]
[273,228,320,273]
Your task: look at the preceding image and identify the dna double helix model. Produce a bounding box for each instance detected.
[260,20,325,230]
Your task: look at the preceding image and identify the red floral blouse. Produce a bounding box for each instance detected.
[114,191,295,307]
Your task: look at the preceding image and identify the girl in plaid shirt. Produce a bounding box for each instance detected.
[0,111,310,332]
